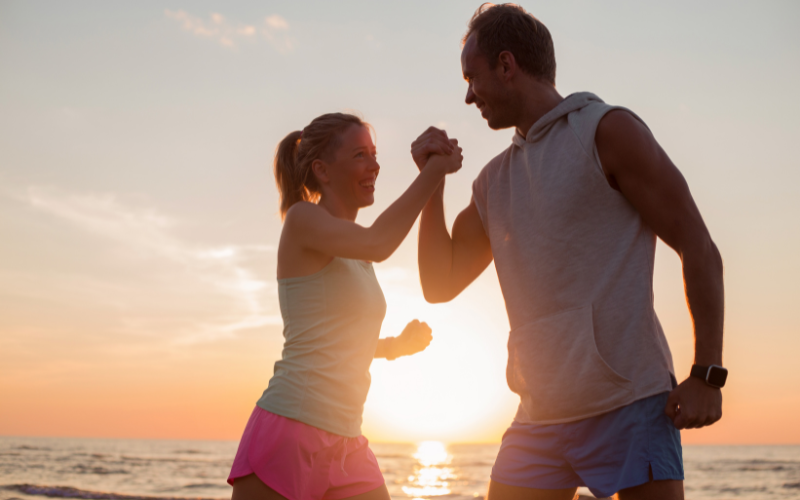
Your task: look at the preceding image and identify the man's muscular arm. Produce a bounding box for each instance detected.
[412,127,493,303]
[419,187,493,302]
[596,110,724,430]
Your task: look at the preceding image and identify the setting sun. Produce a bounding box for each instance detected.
[415,441,450,467]
[362,281,517,443]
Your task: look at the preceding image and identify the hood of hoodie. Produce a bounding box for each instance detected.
[511,92,604,148]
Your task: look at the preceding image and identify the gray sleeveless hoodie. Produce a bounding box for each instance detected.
[472,92,675,424]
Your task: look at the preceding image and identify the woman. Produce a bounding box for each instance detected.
[229,112,462,500]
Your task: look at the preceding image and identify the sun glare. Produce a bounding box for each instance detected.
[415,441,450,466]
[363,285,516,442]
[402,441,454,498]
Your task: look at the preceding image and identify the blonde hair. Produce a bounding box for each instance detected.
[274,112,366,218]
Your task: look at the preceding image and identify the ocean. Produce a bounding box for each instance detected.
[0,436,798,500]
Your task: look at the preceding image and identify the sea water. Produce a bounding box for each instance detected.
[1,436,798,499]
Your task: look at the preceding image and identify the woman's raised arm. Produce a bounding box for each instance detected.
[285,151,461,263]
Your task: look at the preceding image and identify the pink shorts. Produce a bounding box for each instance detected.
[228,406,385,500]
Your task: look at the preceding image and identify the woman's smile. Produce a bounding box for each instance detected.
[359,177,376,192]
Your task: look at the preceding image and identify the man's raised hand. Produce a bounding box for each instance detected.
[411,126,455,170]
[428,140,463,175]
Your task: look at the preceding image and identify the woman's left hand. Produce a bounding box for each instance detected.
[395,319,433,357]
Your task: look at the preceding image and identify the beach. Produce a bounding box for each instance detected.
[1,436,798,500]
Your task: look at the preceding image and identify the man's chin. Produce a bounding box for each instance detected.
[486,117,513,131]
[479,105,513,130]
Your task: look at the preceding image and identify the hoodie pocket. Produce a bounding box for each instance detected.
[507,305,633,422]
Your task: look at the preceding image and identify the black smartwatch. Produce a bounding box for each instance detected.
[690,364,728,388]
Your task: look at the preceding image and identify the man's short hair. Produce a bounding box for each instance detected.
[464,3,556,85]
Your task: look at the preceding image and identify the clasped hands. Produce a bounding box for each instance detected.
[411,126,461,171]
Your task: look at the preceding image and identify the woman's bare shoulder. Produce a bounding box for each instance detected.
[284,201,327,226]
[278,202,334,278]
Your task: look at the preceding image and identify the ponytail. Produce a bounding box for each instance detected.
[273,112,366,219]
[274,130,311,218]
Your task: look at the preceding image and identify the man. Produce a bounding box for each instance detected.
[412,4,726,500]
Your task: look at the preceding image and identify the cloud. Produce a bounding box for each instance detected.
[165,10,230,42]
[165,9,291,51]
[261,15,293,53]
[265,14,288,30]
[19,186,281,343]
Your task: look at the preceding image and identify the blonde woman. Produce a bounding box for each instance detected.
[229,112,462,500]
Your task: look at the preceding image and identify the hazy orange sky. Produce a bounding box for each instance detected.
[1,1,799,445]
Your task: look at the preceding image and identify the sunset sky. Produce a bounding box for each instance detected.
[1,1,799,445]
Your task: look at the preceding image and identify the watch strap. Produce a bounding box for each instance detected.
[690,364,709,380]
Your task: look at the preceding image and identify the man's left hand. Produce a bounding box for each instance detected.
[664,376,722,429]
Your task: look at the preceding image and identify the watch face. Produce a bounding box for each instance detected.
[707,366,728,387]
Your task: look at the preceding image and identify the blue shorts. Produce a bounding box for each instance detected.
[491,392,683,499]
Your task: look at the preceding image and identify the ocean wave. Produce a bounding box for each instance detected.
[414,493,482,500]
[70,453,111,459]
[715,485,769,494]
[119,456,229,466]
[71,464,130,475]
[182,484,227,490]
[1,484,225,500]
[738,465,791,471]
[690,457,800,473]
[715,458,800,465]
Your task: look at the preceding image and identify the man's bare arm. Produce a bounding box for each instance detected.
[411,127,493,303]
[596,110,724,430]
[418,184,493,303]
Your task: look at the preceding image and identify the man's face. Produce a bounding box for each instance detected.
[461,35,515,130]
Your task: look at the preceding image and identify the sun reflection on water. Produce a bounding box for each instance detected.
[402,441,455,499]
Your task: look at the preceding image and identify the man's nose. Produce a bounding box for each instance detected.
[465,85,475,105]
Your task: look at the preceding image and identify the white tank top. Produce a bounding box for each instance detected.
[258,257,386,437]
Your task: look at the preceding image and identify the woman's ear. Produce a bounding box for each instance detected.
[311,159,329,185]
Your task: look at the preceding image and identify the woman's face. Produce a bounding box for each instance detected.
[323,124,380,209]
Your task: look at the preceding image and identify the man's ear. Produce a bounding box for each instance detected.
[311,159,329,185]
[496,50,517,82]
